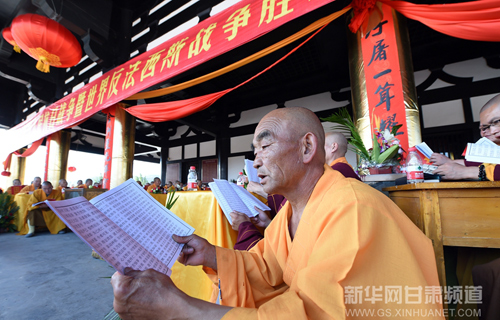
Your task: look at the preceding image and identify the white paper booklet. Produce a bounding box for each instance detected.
[208,179,270,224]
[415,142,434,159]
[465,142,500,164]
[45,178,195,276]
[475,137,498,146]
[244,159,260,183]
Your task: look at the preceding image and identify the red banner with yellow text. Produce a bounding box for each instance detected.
[3,0,337,154]
[360,4,409,153]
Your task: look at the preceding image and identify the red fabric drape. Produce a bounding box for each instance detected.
[2,137,44,171]
[126,19,329,122]
[383,0,500,42]
[350,0,500,42]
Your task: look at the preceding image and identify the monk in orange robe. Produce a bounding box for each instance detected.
[20,181,66,237]
[146,177,162,192]
[19,176,42,193]
[111,107,444,319]
[57,178,69,193]
[6,179,25,196]
[165,181,176,192]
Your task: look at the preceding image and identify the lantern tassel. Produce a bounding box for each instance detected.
[36,58,50,73]
[13,44,21,53]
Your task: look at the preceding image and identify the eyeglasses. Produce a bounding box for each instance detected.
[479,118,500,133]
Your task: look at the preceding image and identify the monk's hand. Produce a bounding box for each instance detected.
[250,206,272,228]
[173,234,217,270]
[111,268,192,320]
[429,153,452,166]
[246,181,268,198]
[230,211,250,231]
[433,162,466,180]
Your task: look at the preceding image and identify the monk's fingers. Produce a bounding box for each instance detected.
[111,272,135,301]
[181,245,194,255]
[172,234,197,244]
[254,206,265,214]
[123,268,142,277]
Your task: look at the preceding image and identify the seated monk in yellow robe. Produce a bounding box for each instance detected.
[6,179,25,195]
[20,181,66,237]
[147,177,162,192]
[19,176,42,193]
[111,107,444,320]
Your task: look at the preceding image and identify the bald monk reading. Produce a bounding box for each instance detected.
[19,176,41,193]
[22,181,66,238]
[431,95,500,319]
[232,131,360,251]
[430,94,500,181]
[6,179,25,196]
[111,107,443,320]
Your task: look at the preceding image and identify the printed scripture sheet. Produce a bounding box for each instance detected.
[244,159,260,183]
[46,197,172,275]
[89,179,195,269]
[230,183,270,215]
[465,142,500,164]
[209,179,270,224]
[209,179,250,224]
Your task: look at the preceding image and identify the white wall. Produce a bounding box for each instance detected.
[184,143,197,158]
[231,134,254,153]
[200,140,216,157]
[228,156,245,182]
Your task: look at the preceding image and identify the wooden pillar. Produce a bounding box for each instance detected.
[46,130,71,184]
[216,134,229,180]
[347,6,421,156]
[110,105,135,188]
[10,153,26,184]
[160,140,169,184]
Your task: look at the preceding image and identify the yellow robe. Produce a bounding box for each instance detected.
[20,189,66,235]
[19,184,40,193]
[205,165,443,319]
[147,184,158,193]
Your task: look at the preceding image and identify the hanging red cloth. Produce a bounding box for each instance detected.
[350,0,500,42]
[2,137,44,172]
[126,16,331,122]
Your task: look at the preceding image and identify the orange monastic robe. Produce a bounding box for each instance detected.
[19,189,66,235]
[147,184,157,193]
[19,184,40,193]
[205,165,443,319]
[6,185,25,195]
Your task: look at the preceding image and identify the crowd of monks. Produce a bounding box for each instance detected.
[2,95,499,319]
[109,97,499,320]
[3,176,102,238]
[143,178,206,193]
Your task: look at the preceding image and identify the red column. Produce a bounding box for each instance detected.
[102,105,116,190]
[43,135,51,181]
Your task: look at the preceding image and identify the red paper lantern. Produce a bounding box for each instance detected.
[11,14,82,73]
[68,166,76,172]
[2,27,21,53]
[1,171,11,177]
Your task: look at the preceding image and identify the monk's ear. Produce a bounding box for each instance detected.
[331,142,339,154]
[300,132,318,164]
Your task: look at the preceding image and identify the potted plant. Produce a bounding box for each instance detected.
[322,108,404,176]
[0,193,19,233]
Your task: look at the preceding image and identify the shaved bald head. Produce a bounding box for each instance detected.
[479,94,500,145]
[324,132,348,165]
[480,94,500,114]
[253,107,325,200]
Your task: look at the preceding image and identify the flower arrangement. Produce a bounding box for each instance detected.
[322,108,404,175]
[165,189,179,210]
[0,194,19,232]
[151,187,166,194]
